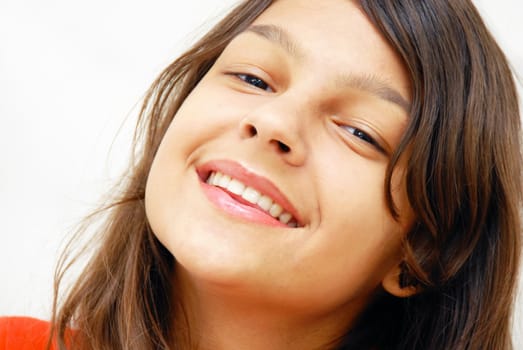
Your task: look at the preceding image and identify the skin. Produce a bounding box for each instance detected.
[145,0,414,348]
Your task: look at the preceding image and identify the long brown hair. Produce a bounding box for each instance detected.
[50,1,522,349]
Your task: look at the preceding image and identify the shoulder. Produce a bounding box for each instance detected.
[0,316,53,350]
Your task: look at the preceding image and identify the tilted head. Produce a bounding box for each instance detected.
[53,1,521,349]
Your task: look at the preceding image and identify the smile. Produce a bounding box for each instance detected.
[197,160,302,228]
[206,171,298,227]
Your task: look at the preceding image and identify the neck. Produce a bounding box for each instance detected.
[172,266,364,350]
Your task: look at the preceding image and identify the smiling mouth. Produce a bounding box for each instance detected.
[203,171,300,228]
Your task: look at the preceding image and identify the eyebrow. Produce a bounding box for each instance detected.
[337,74,411,112]
[244,24,411,113]
[246,24,304,60]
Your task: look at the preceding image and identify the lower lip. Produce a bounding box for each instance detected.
[200,181,288,228]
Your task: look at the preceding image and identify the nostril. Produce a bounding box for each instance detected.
[248,125,257,137]
[277,141,290,153]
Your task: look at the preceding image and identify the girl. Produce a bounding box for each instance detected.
[3,0,522,349]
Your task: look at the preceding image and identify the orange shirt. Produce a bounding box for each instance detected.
[0,317,56,350]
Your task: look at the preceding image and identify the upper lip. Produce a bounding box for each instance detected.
[197,159,303,226]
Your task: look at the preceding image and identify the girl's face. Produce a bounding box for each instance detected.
[146,0,412,322]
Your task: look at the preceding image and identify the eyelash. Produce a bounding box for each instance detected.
[235,73,273,92]
[339,125,385,153]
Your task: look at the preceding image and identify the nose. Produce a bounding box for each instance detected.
[238,97,308,166]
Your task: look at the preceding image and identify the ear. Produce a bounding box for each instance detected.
[381,262,421,298]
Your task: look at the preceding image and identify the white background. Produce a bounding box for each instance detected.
[1,0,522,347]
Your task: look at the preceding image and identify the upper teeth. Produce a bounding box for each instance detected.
[206,171,298,227]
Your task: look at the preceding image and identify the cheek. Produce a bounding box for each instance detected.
[143,97,202,247]
[286,217,404,314]
[166,84,245,143]
[150,85,227,160]
[318,151,388,222]
[299,154,406,294]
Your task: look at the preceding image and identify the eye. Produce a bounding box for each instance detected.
[236,73,273,92]
[341,125,385,153]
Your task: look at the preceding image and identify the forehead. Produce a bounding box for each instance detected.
[248,0,411,102]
